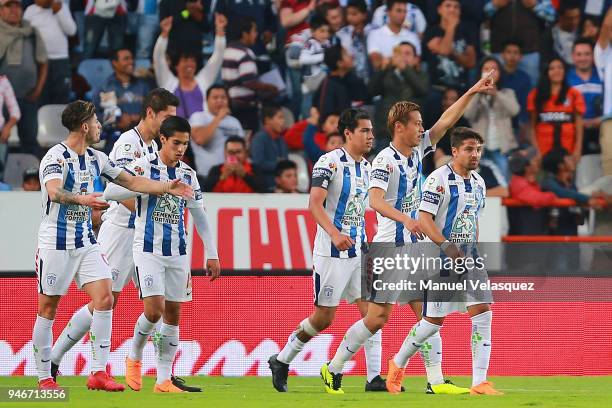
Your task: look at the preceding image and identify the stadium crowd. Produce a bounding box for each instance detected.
[0,0,611,235]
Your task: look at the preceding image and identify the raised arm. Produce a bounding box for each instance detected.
[197,14,227,90]
[153,17,176,89]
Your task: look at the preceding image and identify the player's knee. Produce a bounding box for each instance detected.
[93,291,114,311]
[424,316,444,326]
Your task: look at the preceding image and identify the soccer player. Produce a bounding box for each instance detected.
[269,108,384,393]
[33,101,193,391]
[49,88,179,380]
[388,127,503,395]
[322,73,496,395]
[104,116,220,393]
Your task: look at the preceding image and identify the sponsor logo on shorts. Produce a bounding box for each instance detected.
[144,275,154,288]
[46,273,57,287]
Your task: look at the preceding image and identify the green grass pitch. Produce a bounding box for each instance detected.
[1,376,611,408]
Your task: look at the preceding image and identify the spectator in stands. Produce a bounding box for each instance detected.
[22,167,39,191]
[336,0,373,83]
[318,1,344,43]
[423,0,476,91]
[0,0,46,157]
[477,158,508,197]
[500,38,532,142]
[486,0,556,86]
[250,104,289,192]
[94,47,151,150]
[464,56,519,180]
[299,15,331,110]
[568,38,603,156]
[541,0,581,66]
[23,0,75,105]
[527,57,585,160]
[274,159,300,193]
[154,13,227,120]
[189,85,245,178]
[223,15,278,132]
[203,135,263,193]
[313,44,367,120]
[159,0,209,56]
[595,8,612,176]
[371,0,426,38]
[367,0,421,71]
[284,107,338,151]
[134,0,160,59]
[82,0,128,58]
[0,74,20,146]
[508,146,559,207]
[368,41,428,143]
[580,15,600,44]
[300,107,343,163]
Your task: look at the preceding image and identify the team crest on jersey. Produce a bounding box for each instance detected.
[152,194,181,224]
[134,151,141,158]
[328,162,337,171]
[123,144,132,152]
[436,185,444,194]
[111,268,119,282]
[323,285,334,298]
[46,273,57,287]
[450,211,476,243]
[386,163,394,173]
[143,275,154,288]
[134,166,145,176]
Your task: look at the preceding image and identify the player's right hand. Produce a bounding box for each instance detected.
[168,179,194,200]
[403,217,425,240]
[331,233,354,251]
[79,193,110,210]
[443,242,464,261]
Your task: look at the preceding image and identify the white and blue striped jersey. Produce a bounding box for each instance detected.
[419,164,486,243]
[311,148,370,258]
[369,131,434,243]
[125,156,202,257]
[103,127,158,229]
[38,143,123,250]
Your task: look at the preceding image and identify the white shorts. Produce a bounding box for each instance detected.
[98,222,135,292]
[313,254,361,307]
[35,245,112,296]
[133,252,191,302]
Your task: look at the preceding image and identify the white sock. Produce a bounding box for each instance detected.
[156,322,179,384]
[277,318,318,364]
[129,313,156,361]
[364,329,382,382]
[329,320,373,375]
[393,319,441,368]
[51,304,92,365]
[471,311,492,386]
[89,309,112,373]
[32,315,54,381]
[420,331,444,385]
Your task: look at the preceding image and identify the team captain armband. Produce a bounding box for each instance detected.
[312,167,334,189]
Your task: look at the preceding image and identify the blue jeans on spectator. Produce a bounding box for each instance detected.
[136,13,159,59]
[484,148,509,182]
[518,52,540,89]
[287,67,303,120]
[84,14,128,59]
[16,98,40,157]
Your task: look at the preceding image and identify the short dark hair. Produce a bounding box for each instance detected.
[559,0,581,15]
[346,0,368,14]
[110,48,132,62]
[141,88,180,118]
[317,1,342,19]
[450,127,484,148]
[225,135,246,148]
[275,159,297,177]
[478,55,504,84]
[501,38,523,53]
[327,132,344,142]
[206,84,228,100]
[324,44,344,71]
[397,41,417,56]
[261,104,282,123]
[387,0,408,11]
[572,37,594,52]
[168,50,202,73]
[309,14,329,31]
[542,148,569,174]
[160,116,191,138]
[61,100,97,132]
[230,15,256,42]
[338,108,371,136]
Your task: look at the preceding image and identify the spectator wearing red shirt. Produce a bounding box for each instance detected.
[527,57,585,161]
[284,108,339,150]
[509,147,558,207]
[202,136,263,193]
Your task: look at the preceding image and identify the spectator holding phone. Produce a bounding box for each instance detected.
[203,136,263,193]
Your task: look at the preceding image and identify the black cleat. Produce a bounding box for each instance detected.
[268,354,289,392]
[366,375,406,392]
[50,362,59,382]
[171,375,202,392]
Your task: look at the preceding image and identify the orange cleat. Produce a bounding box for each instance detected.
[154,380,186,393]
[470,381,504,395]
[87,371,125,392]
[125,357,142,391]
[38,378,61,390]
[385,358,406,394]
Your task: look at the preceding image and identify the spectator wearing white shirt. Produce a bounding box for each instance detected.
[336,0,373,83]
[367,0,421,71]
[189,85,244,178]
[299,15,331,99]
[371,0,426,38]
[23,0,75,104]
[595,8,612,176]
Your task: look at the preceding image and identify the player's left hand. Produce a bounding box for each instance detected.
[167,179,194,200]
[470,69,496,95]
[206,259,221,281]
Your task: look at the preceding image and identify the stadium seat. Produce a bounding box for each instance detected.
[282,107,295,129]
[288,152,309,192]
[38,104,68,147]
[77,59,113,93]
[3,153,39,188]
[7,125,19,146]
[575,154,602,191]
